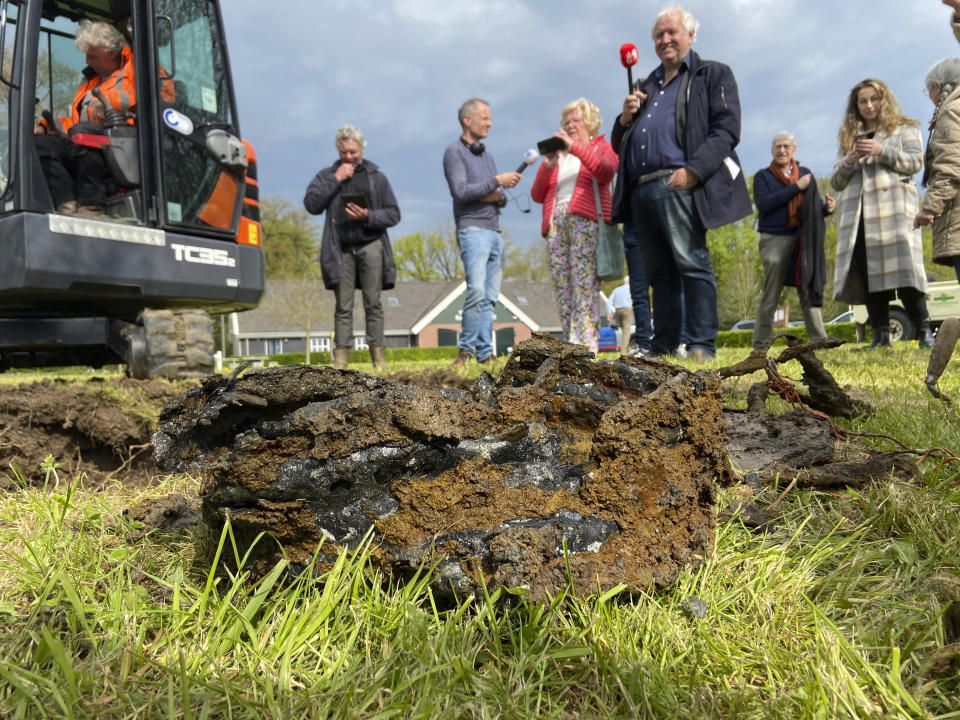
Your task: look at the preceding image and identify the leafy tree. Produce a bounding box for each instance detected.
[503,239,550,282]
[259,197,327,363]
[263,278,328,365]
[261,197,322,279]
[35,50,82,121]
[708,214,762,330]
[393,221,461,281]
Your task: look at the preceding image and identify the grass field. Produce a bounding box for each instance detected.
[0,343,958,719]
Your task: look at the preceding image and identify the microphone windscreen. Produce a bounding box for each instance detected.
[523,148,539,165]
[619,43,639,68]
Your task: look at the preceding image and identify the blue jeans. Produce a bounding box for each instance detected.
[621,221,653,351]
[630,178,717,355]
[457,226,503,360]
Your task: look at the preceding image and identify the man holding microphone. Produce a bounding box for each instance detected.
[443,98,522,367]
[610,5,752,360]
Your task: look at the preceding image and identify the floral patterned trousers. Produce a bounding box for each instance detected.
[546,201,600,353]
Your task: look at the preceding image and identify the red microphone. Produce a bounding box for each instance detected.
[619,43,639,94]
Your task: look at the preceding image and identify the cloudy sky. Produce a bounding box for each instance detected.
[220,0,960,248]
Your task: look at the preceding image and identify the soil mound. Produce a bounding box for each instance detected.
[0,377,180,489]
[154,335,727,601]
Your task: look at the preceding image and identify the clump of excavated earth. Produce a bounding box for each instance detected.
[153,334,728,601]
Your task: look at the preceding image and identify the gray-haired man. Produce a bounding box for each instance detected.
[442,98,521,366]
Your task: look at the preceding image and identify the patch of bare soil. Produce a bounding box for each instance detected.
[0,377,182,490]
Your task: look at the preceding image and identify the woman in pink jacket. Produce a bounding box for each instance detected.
[531,98,618,354]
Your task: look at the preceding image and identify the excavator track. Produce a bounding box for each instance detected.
[128,309,215,379]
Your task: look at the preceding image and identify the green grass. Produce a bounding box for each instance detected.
[1,343,959,718]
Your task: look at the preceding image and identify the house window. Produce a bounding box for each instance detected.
[354,336,368,350]
[437,328,458,347]
[266,339,283,354]
[310,336,331,353]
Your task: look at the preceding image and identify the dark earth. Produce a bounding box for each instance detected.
[0,335,918,600]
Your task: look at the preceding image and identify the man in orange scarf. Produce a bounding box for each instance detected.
[751,131,835,348]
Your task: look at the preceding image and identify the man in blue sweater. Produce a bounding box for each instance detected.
[443,98,521,366]
[751,131,835,348]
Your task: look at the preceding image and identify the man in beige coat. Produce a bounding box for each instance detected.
[944,0,960,34]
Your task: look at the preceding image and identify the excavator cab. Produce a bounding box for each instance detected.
[0,0,263,377]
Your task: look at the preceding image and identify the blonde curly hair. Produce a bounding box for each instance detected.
[561,98,602,138]
[837,78,917,151]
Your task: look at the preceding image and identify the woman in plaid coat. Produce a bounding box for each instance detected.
[831,78,932,348]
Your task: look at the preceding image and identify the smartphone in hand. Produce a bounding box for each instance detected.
[341,193,368,208]
[537,137,566,155]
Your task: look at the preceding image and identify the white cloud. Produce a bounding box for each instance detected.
[222,0,960,244]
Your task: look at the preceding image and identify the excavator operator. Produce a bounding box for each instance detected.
[34,20,134,218]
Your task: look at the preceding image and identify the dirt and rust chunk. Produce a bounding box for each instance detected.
[152,334,727,601]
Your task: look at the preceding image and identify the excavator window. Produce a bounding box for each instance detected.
[0,0,17,198]
[154,0,242,233]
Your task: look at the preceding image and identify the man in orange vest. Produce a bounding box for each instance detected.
[34,20,135,217]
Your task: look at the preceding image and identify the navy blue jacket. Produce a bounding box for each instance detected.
[611,50,752,229]
[304,158,400,290]
[753,166,814,235]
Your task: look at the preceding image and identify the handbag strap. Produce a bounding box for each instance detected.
[591,178,610,245]
[591,177,603,226]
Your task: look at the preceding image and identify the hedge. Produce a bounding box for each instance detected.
[232,346,463,367]
[231,325,866,367]
[717,321,862,348]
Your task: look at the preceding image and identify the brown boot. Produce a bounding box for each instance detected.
[448,349,470,368]
[369,343,387,370]
[333,346,350,369]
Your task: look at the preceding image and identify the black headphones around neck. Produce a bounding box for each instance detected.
[461,137,485,155]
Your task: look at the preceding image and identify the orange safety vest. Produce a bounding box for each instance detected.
[40,46,174,133]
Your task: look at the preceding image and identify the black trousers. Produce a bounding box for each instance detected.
[35,133,110,207]
[851,219,929,334]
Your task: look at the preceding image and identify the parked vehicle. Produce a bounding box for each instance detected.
[827,310,854,324]
[730,319,755,331]
[851,280,960,341]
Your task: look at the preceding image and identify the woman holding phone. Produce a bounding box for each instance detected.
[530,98,618,354]
[304,124,400,369]
[830,79,931,347]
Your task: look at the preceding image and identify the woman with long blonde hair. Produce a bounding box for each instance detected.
[830,79,931,347]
